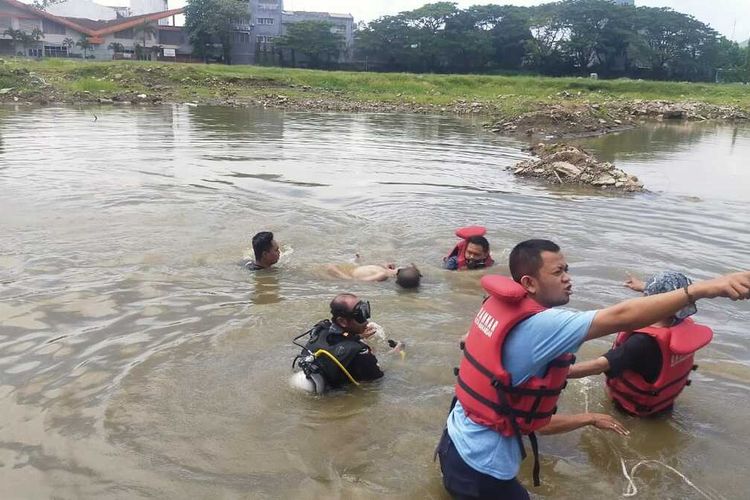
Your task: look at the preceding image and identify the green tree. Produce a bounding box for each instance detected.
[355,15,417,71]
[133,21,158,59]
[3,28,43,56]
[184,0,248,64]
[62,37,75,55]
[403,2,459,72]
[108,41,125,54]
[277,21,344,69]
[556,0,636,76]
[630,6,721,80]
[76,35,93,59]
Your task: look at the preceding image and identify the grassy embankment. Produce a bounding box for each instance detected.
[2,58,749,119]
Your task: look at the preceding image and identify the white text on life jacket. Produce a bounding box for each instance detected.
[474,308,498,338]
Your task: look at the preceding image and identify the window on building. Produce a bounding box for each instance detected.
[256,35,274,44]
[258,2,278,9]
[44,45,68,57]
[232,16,251,28]
[233,31,250,44]
[115,28,134,39]
[257,17,274,25]
[19,19,40,32]
[159,30,184,45]
[28,47,43,58]
[42,19,66,35]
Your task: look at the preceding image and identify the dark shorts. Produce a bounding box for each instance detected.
[437,429,530,500]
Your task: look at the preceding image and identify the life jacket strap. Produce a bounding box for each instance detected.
[529,431,541,487]
[494,380,567,397]
[457,376,558,421]
[614,364,694,397]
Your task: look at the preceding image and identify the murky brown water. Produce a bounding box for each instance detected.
[1,105,748,499]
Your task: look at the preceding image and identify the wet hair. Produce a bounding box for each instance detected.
[509,239,561,282]
[467,235,490,253]
[396,265,421,289]
[252,231,274,262]
[330,293,357,321]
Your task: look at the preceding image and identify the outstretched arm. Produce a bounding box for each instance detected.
[537,413,629,436]
[586,271,750,342]
[567,356,610,379]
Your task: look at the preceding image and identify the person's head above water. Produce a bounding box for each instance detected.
[509,239,571,308]
[330,293,370,335]
[252,231,280,268]
[644,271,697,325]
[465,235,490,269]
[395,265,422,289]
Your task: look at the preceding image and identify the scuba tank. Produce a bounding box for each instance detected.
[291,320,364,393]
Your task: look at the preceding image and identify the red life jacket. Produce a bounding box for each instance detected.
[606,318,713,417]
[455,275,574,485]
[444,226,495,270]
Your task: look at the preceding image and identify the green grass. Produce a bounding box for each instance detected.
[68,76,122,93]
[3,58,750,113]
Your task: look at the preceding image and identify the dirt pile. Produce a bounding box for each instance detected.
[510,143,645,192]
[486,97,749,139]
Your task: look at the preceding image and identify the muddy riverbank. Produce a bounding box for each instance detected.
[2,59,749,139]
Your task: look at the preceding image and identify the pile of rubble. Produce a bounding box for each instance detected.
[510,143,645,192]
[619,100,749,121]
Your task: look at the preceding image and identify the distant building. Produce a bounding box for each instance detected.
[1,0,354,65]
[280,11,354,64]
[231,0,354,65]
[47,0,169,20]
[47,0,127,20]
[0,0,187,60]
[229,0,283,65]
[611,0,635,5]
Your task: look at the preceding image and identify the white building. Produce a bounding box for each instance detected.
[1,0,186,60]
[47,0,169,21]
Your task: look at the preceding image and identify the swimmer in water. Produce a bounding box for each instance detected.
[326,262,421,289]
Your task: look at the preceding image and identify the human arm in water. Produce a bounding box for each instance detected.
[624,273,646,293]
[586,271,750,342]
[537,413,629,436]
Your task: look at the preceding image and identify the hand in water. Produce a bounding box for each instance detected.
[387,339,406,358]
[590,413,629,436]
[624,273,645,292]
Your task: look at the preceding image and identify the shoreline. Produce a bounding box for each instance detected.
[2,59,748,139]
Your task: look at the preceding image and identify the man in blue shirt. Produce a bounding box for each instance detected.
[438,239,750,499]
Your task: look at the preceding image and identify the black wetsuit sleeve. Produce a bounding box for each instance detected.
[347,350,384,382]
[604,333,662,383]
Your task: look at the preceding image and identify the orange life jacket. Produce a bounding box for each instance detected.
[444,226,495,270]
[455,275,573,485]
[606,318,713,416]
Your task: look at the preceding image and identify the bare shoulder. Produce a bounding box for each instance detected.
[326,264,355,279]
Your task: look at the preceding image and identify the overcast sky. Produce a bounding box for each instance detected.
[281,0,750,42]
[81,0,749,42]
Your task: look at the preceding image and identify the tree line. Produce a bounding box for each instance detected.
[355,0,749,82]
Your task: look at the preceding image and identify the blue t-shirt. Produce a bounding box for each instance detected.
[446,308,597,480]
